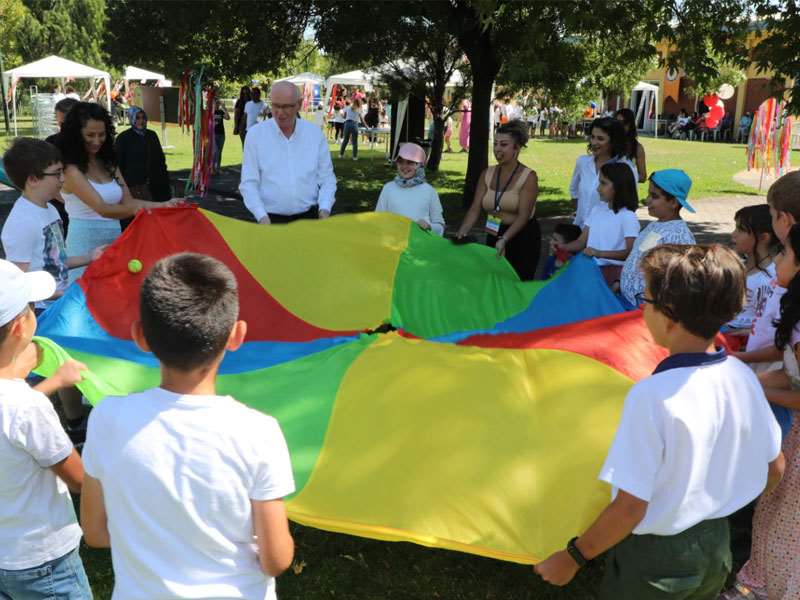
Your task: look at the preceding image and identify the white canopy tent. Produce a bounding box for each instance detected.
[630,81,660,138]
[275,71,325,86]
[3,55,111,135]
[124,65,170,87]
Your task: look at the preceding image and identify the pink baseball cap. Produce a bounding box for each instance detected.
[397,143,426,164]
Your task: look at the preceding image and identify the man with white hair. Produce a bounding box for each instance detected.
[239,81,337,223]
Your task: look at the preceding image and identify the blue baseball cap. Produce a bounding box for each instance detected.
[650,169,695,213]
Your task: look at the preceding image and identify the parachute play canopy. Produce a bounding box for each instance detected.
[35,206,666,564]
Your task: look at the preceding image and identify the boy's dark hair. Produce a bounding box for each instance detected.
[734,204,777,274]
[554,223,582,243]
[640,244,745,339]
[140,253,239,371]
[600,161,639,213]
[767,171,800,221]
[775,224,800,350]
[2,137,62,190]
[54,97,79,116]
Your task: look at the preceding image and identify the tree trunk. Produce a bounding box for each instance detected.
[461,30,500,207]
[428,115,446,171]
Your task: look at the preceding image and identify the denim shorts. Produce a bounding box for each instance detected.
[0,546,92,600]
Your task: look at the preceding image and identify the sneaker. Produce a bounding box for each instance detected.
[353,156,358,161]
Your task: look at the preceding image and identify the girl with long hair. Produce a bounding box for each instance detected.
[614,108,647,182]
[233,86,251,147]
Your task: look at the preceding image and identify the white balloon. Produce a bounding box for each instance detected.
[718,84,735,100]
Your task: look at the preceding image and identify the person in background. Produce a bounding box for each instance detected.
[459,99,471,152]
[340,98,365,161]
[314,103,326,131]
[739,112,754,143]
[64,85,80,101]
[233,86,251,148]
[615,108,647,183]
[114,106,172,229]
[332,100,345,142]
[212,98,230,176]
[457,120,541,280]
[45,97,80,237]
[375,143,444,235]
[243,87,266,138]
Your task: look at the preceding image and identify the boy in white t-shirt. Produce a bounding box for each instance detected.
[1,138,101,303]
[536,244,784,599]
[80,253,295,600]
[0,260,91,599]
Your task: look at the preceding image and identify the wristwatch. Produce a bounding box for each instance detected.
[566,537,588,568]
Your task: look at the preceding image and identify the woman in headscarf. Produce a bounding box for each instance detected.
[375,143,444,235]
[114,106,172,228]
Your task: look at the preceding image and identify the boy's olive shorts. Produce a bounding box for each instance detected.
[599,517,732,600]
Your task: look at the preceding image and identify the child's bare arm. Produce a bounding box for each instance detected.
[50,448,84,493]
[766,453,785,494]
[733,345,782,364]
[80,475,111,547]
[252,498,294,577]
[559,228,588,253]
[535,490,647,586]
[33,359,87,396]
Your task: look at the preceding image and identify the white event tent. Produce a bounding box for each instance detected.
[275,71,325,86]
[3,55,111,135]
[630,81,660,137]
[124,65,170,87]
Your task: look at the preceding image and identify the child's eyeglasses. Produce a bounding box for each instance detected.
[41,169,64,178]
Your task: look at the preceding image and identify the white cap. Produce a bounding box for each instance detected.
[0,259,56,326]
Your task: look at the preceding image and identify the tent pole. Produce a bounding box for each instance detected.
[0,48,10,133]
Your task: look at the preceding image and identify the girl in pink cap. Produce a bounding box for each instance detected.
[375,143,445,235]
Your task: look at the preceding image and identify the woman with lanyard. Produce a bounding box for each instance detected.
[457,119,540,280]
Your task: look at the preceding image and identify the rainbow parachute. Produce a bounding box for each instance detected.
[35,206,666,564]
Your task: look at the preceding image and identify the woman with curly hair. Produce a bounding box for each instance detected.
[56,102,167,281]
[568,117,637,228]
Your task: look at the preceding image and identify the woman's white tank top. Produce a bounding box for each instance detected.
[63,178,123,221]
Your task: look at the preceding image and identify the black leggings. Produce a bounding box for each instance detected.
[486,218,541,281]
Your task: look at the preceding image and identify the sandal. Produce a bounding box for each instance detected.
[717,583,763,600]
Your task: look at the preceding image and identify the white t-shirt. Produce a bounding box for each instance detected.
[599,352,782,536]
[1,196,69,300]
[244,101,266,131]
[82,387,295,600]
[746,279,786,352]
[375,181,445,235]
[568,155,638,228]
[0,379,81,570]
[585,205,640,266]
[619,219,696,306]
[728,263,776,330]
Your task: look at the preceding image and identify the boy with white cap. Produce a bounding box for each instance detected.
[619,169,697,308]
[375,142,445,235]
[0,259,91,599]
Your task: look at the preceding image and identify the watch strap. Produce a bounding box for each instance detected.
[566,537,588,568]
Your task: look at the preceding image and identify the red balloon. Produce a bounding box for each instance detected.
[703,94,719,107]
[706,117,720,129]
[710,105,724,119]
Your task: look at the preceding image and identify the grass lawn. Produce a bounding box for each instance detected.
[1,115,768,598]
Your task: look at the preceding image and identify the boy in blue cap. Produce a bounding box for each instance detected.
[619,169,696,308]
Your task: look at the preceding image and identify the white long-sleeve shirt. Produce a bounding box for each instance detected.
[239,118,337,220]
[569,154,637,228]
[375,181,445,235]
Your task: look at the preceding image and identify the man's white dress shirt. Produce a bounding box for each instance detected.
[239,118,337,220]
